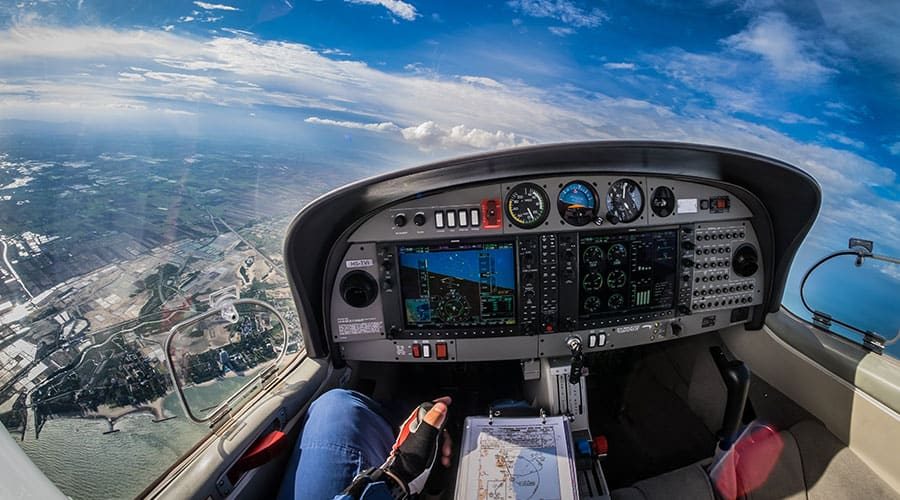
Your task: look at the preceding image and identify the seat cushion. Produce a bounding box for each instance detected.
[611,462,714,500]
[610,420,900,500]
[790,420,899,500]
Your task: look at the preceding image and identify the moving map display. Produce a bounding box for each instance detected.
[399,242,516,328]
[578,230,677,318]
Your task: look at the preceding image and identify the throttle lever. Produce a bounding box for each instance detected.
[566,336,584,385]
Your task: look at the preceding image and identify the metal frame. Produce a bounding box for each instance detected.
[164,297,290,424]
[799,241,900,354]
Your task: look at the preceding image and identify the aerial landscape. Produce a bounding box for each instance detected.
[0,129,342,442]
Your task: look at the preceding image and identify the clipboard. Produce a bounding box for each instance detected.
[454,413,580,499]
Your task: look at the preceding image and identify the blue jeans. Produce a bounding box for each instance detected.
[278,389,395,499]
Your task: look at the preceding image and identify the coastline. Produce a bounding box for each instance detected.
[85,396,168,425]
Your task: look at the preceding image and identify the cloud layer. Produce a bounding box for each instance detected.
[0,22,896,258]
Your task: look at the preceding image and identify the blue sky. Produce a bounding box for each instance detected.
[0,0,897,338]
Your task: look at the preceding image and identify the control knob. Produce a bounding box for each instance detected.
[413,212,427,226]
[393,214,407,227]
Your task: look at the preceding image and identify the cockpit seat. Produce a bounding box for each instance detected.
[610,419,899,500]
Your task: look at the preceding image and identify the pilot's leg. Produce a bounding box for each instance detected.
[278,388,395,500]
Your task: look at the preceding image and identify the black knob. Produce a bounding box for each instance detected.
[393,214,407,227]
[682,258,694,268]
[678,305,691,315]
[670,322,683,336]
[413,212,426,226]
[732,244,759,277]
[682,241,696,250]
[606,212,620,225]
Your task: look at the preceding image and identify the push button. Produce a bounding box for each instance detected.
[434,211,445,229]
[435,342,448,360]
[470,208,481,226]
[422,343,432,358]
[458,209,468,227]
[588,334,597,348]
[446,211,456,228]
[411,344,422,358]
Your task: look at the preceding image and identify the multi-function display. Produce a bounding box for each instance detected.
[578,230,677,318]
[398,242,517,329]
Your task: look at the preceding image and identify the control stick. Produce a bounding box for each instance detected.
[566,336,584,385]
[709,346,750,450]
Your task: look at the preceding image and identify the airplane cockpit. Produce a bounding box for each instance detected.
[5,142,898,500]
[269,141,897,499]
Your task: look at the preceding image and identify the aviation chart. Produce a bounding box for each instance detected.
[456,416,579,500]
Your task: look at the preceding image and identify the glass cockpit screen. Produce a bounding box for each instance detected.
[579,230,677,317]
[398,242,516,328]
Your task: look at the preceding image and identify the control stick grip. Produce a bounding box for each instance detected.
[710,346,750,450]
[566,336,584,385]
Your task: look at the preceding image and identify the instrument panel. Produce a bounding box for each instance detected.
[329,174,765,363]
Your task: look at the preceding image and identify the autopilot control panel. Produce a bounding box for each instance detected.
[328,175,765,363]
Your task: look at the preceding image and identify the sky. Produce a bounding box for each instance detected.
[0,0,897,340]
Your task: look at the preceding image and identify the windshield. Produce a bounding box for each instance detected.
[0,1,898,498]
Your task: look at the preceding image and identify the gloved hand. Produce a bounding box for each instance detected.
[380,396,452,497]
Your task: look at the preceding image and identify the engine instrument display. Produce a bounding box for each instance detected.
[506,183,550,228]
[606,178,644,223]
[557,181,599,226]
[578,229,677,318]
[398,242,516,329]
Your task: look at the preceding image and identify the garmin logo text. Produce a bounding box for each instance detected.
[615,324,640,333]
[345,259,374,269]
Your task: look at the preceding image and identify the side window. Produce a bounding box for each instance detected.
[0,219,304,499]
[783,238,899,358]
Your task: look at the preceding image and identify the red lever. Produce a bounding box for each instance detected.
[227,429,288,484]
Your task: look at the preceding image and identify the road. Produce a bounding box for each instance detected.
[0,238,34,300]
[215,216,285,278]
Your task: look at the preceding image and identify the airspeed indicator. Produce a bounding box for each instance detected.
[506,183,550,229]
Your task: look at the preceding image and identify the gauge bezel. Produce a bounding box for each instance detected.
[557,180,600,226]
[606,178,645,223]
[505,182,551,229]
[650,185,676,218]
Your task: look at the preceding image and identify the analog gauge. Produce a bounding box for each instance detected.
[582,245,604,267]
[608,243,627,266]
[506,182,550,229]
[584,295,603,313]
[607,293,625,310]
[606,178,644,224]
[557,181,599,226]
[607,269,627,288]
[650,186,676,217]
[582,272,604,292]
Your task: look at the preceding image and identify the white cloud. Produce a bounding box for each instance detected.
[458,75,504,88]
[162,25,175,32]
[305,116,399,132]
[779,112,824,125]
[825,132,864,149]
[603,62,635,70]
[193,1,240,11]
[508,0,606,28]
[548,26,574,36]
[888,142,900,156]
[878,262,900,282]
[400,121,532,150]
[345,0,418,21]
[724,12,835,82]
[822,101,863,124]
